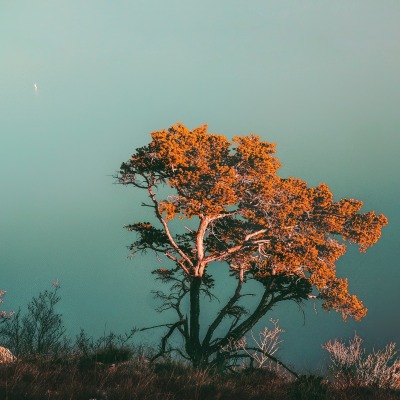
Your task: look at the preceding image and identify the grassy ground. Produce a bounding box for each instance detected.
[1,356,400,400]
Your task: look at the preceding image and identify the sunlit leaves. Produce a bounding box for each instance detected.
[118,123,388,321]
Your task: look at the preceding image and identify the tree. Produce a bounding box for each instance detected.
[117,122,388,369]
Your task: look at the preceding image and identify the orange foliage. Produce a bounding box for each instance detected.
[119,123,388,321]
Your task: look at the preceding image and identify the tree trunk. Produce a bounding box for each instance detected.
[188,276,204,367]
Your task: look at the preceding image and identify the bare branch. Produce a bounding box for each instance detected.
[150,320,186,363]
[212,284,273,353]
[164,252,190,275]
[204,229,268,263]
[203,279,243,351]
[243,347,299,378]
[147,185,193,271]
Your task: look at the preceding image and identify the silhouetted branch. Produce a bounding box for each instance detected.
[150,320,186,363]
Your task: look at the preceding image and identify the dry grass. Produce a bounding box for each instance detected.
[1,356,400,400]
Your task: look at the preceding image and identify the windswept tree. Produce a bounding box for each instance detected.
[117,123,387,369]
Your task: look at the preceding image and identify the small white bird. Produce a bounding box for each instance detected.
[33,82,38,93]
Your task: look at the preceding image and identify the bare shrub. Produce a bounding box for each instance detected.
[0,286,69,359]
[219,319,297,378]
[323,333,400,389]
[0,290,13,322]
[243,319,284,369]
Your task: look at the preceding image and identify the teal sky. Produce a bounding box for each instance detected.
[1,1,399,369]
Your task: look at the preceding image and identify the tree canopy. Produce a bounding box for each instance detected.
[118,123,388,368]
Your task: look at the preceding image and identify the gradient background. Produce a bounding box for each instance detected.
[1,1,399,371]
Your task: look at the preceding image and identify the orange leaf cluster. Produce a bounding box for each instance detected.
[120,123,388,320]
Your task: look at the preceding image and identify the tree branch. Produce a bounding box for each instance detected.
[243,346,299,378]
[196,217,211,276]
[203,279,243,351]
[147,185,193,271]
[211,282,273,353]
[164,252,190,275]
[150,320,185,363]
[204,229,268,263]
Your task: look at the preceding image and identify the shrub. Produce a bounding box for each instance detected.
[0,286,69,360]
[75,329,136,369]
[323,333,400,390]
[0,290,13,322]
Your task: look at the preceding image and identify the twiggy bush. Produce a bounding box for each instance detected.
[0,289,13,322]
[220,319,297,378]
[75,328,136,368]
[0,286,69,360]
[323,333,400,389]
[243,319,284,369]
